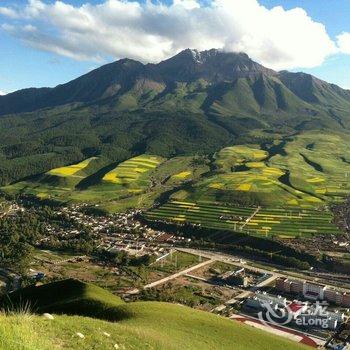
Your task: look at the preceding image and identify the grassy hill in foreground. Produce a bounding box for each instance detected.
[0,279,309,350]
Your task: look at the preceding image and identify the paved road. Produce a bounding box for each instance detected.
[178,247,350,292]
[177,247,282,276]
[143,258,214,289]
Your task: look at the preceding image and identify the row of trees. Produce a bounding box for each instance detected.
[140,218,317,270]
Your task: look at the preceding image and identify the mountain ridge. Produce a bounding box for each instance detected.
[1,48,350,185]
[1,48,348,117]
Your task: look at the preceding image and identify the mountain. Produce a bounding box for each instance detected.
[0,49,275,115]
[1,48,350,185]
[2,48,349,118]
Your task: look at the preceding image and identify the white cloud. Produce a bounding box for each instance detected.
[0,91,7,96]
[0,0,344,70]
[173,0,200,10]
[0,7,20,19]
[337,32,350,54]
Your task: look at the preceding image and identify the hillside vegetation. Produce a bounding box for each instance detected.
[2,49,350,185]
[0,279,309,350]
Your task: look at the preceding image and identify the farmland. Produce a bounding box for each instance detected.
[2,157,103,200]
[269,131,350,203]
[145,200,340,238]
[2,131,350,239]
[47,157,98,178]
[102,155,164,185]
[144,132,350,239]
[2,154,208,211]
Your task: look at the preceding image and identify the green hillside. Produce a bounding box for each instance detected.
[3,130,349,237]
[3,157,107,200]
[0,279,309,350]
[2,49,350,186]
[3,153,208,211]
[2,49,350,241]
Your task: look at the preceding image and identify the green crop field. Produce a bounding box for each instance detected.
[144,131,350,239]
[3,154,167,209]
[150,251,205,274]
[269,131,350,203]
[47,158,98,177]
[2,157,103,200]
[145,200,340,238]
[102,155,164,185]
[76,154,166,205]
[0,279,309,350]
[2,131,350,238]
[2,154,208,211]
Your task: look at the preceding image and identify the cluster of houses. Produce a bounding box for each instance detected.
[245,291,346,330]
[243,277,350,332]
[40,204,190,258]
[276,278,350,308]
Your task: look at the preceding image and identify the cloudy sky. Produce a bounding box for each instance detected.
[1,0,350,93]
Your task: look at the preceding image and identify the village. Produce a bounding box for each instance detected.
[1,200,350,349]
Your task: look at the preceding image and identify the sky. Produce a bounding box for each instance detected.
[2,0,350,94]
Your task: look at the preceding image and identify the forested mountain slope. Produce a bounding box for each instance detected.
[1,49,350,185]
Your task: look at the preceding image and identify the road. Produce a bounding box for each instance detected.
[143,258,214,289]
[176,247,350,294]
[240,206,261,230]
[177,247,282,276]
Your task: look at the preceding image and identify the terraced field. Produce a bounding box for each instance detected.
[69,154,166,208]
[102,155,164,186]
[145,136,344,238]
[4,131,350,239]
[2,154,209,211]
[176,143,324,208]
[269,131,350,203]
[246,207,337,238]
[145,200,340,238]
[216,145,268,171]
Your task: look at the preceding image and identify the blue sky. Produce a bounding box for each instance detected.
[1,0,350,93]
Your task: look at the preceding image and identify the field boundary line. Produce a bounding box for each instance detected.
[240,206,261,230]
[143,258,214,289]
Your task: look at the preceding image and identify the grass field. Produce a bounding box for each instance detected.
[31,249,136,292]
[0,279,309,350]
[150,251,204,274]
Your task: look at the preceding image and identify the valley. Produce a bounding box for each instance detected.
[3,130,348,240]
[2,48,350,349]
